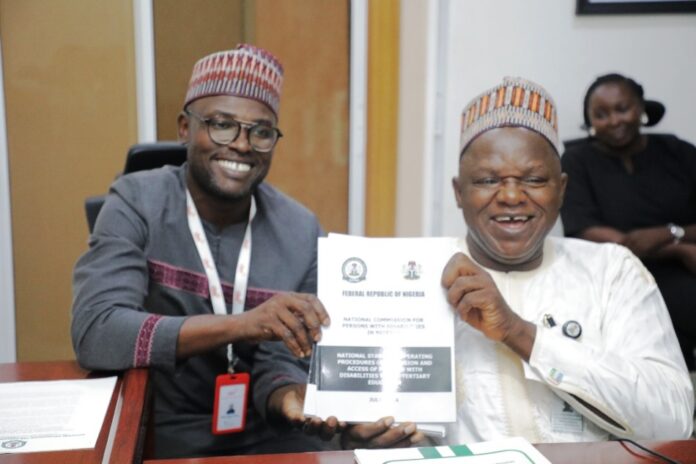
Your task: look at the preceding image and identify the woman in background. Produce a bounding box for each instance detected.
[561,73,696,370]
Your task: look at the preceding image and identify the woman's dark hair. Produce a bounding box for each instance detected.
[582,73,645,128]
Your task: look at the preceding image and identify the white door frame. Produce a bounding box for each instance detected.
[0,35,17,363]
[349,0,368,236]
[133,0,157,142]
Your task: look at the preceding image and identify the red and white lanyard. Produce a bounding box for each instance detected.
[186,189,256,371]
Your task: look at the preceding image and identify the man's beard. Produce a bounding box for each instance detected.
[188,161,264,202]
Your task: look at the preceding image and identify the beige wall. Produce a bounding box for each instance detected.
[1,0,137,361]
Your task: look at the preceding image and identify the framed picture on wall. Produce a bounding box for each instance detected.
[577,0,696,14]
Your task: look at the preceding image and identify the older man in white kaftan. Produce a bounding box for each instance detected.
[337,77,693,450]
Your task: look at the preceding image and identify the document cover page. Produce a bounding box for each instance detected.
[304,235,457,423]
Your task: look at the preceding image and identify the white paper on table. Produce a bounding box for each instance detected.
[305,234,458,424]
[354,437,552,464]
[0,376,117,454]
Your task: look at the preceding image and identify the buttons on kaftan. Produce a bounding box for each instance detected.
[562,320,582,339]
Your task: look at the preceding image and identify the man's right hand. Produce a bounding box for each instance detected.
[235,293,330,358]
[176,293,329,360]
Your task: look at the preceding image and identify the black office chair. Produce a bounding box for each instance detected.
[84,142,187,232]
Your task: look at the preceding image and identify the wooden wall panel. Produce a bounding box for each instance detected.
[0,0,137,360]
[153,0,348,233]
[365,0,400,237]
[153,0,245,141]
[254,0,350,234]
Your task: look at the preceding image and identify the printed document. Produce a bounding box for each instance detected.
[304,234,457,424]
[0,376,117,454]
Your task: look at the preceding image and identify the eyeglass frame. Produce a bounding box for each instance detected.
[184,109,283,153]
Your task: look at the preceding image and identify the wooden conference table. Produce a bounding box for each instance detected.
[2,361,695,463]
[0,361,149,464]
[147,440,696,464]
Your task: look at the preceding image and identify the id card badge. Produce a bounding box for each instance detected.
[212,372,249,434]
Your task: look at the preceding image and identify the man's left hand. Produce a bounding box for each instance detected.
[340,417,425,450]
[267,383,345,440]
[441,253,518,342]
[441,253,536,361]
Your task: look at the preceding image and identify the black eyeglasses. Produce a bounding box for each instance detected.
[185,110,283,153]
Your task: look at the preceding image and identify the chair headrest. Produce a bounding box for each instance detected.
[643,100,665,127]
[124,142,187,174]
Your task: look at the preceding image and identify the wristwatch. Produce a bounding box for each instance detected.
[667,223,685,244]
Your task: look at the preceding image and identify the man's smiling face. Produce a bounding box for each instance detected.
[180,95,277,202]
[453,127,567,271]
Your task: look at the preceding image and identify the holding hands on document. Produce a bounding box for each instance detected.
[269,386,424,448]
[234,293,330,358]
[340,417,426,449]
[442,253,516,341]
[177,293,330,359]
[267,383,347,440]
[269,383,425,448]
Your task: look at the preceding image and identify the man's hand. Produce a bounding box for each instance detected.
[340,417,425,450]
[442,253,517,342]
[235,293,330,358]
[441,253,536,361]
[177,293,329,360]
[268,383,307,427]
[621,226,672,258]
[267,383,346,440]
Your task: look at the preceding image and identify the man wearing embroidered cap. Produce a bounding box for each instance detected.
[340,77,693,449]
[72,44,337,458]
[441,76,692,443]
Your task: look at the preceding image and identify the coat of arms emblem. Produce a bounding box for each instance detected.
[342,257,367,283]
[403,261,421,280]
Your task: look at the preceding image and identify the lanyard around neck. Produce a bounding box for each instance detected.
[186,189,257,370]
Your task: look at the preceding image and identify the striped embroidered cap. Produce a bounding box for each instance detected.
[183,44,284,117]
[460,76,561,156]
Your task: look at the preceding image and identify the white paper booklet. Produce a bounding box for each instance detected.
[304,234,457,424]
[354,437,551,464]
[0,376,117,454]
